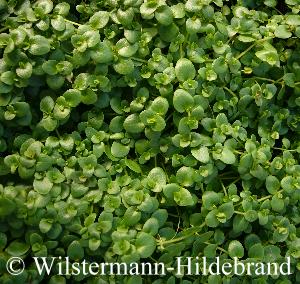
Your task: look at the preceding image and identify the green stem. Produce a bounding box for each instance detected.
[274,77,284,84]
[132,57,148,63]
[180,44,184,58]
[220,180,228,196]
[55,129,61,139]
[234,210,245,215]
[253,77,276,83]
[224,86,237,97]
[235,38,269,60]
[165,113,173,123]
[204,242,228,254]
[257,190,283,203]
[236,42,257,60]
[64,19,82,26]
[227,177,241,187]
[273,7,283,15]
[168,213,179,218]
[219,171,236,176]
[272,147,297,152]
[157,223,206,245]
[235,189,284,207]
[226,34,237,45]
[0,26,9,33]
[160,162,170,183]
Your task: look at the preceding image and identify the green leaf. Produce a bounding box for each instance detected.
[286,15,300,26]
[248,243,264,259]
[113,240,130,255]
[244,210,258,222]
[266,175,280,194]
[173,89,194,113]
[0,198,15,216]
[123,114,145,133]
[111,142,130,158]
[203,191,221,210]
[51,15,66,31]
[85,31,100,48]
[283,73,296,87]
[142,218,159,235]
[205,209,219,228]
[90,40,114,63]
[63,89,81,107]
[150,97,169,116]
[147,167,166,192]
[81,89,97,105]
[33,177,53,195]
[220,147,236,164]
[135,232,156,258]
[1,71,15,86]
[40,96,55,113]
[271,195,284,212]
[113,59,134,75]
[40,117,58,131]
[255,43,279,66]
[125,159,141,173]
[116,38,138,57]
[6,241,30,256]
[152,209,168,227]
[155,5,173,26]
[47,75,65,90]
[218,202,234,220]
[174,187,195,206]
[16,62,32,79]
[54,2,70,15]
[228,240,244,259]
[275,25,292,39]
[29,35,51,55]
[191,146,210,163]
[67,241,84,260]
[89,11,110,29]
[175,58,196,82]
[39,219,53,233]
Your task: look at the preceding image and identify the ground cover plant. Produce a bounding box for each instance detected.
[0,0,300,283]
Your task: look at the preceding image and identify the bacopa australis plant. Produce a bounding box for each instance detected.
[0,0,299,283]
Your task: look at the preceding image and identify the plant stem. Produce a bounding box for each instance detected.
[253,77,276,83]
[157,223,206,245]
[272,147,297,152]
[132,57,148,63]
[234,210,245,215]
[235,38,269,60]
[165,113,173,123]
[204,242,228,254]
[64,19,82,26]
[235,189,284,207]
[224,86,237,97]
[257,190,283,202]
[236,42,257,60]
[0,26,9,33]
[227,177,241,186]
[220,180,228,196]
[55,129,61,139]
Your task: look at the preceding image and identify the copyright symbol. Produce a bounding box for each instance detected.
[6,257,25,275]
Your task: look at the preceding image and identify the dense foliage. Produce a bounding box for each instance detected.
[0,0,300,283]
